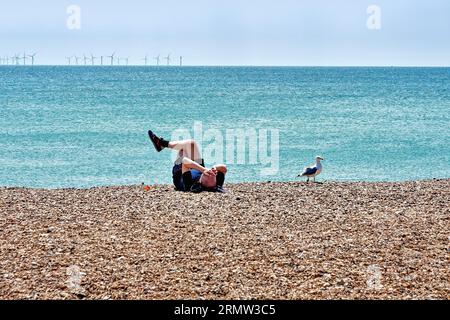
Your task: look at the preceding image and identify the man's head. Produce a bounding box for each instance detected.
[200,173,217,190]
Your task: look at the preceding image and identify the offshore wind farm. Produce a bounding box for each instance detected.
[0,52,184,66]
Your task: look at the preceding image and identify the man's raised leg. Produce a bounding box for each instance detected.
[167,139,202,161]
[148,130,202,161]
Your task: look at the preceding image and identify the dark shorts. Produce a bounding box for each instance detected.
[172,163,203,192]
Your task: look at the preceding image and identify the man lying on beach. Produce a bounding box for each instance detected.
[148,130,227,193]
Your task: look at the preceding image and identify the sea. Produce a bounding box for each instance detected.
[0,66,449,188]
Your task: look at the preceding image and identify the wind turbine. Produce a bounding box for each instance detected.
[154,54,160,66]
[107,52,116,66]
[22,53,27,65]
[100,56,104,66]
[66,56,72,65]
[90,53,97,65]
[142,54,149,66]
[28,53,37,66]
[180,56,183,67]
[5,56,9,65]
[165,54,171,66]
[124,57,130,66]
[74,56,80,65]
[83,54,88,66]
[14,54,20,65]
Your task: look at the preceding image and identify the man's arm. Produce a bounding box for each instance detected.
[213,164,228,174]
[213,164,227,188]
[181,157,207,174]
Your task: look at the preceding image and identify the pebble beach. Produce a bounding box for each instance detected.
[0,180,448,300]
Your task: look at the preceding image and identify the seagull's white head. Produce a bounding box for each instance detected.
[316,156,324,162]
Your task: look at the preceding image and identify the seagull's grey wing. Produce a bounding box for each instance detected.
[301,167,318,176]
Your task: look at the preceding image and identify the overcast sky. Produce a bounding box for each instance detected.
[1,0,449,66]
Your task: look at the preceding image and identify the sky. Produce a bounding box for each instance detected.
[0,0,449,66]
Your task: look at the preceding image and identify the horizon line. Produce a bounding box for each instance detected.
[1,64,450,68]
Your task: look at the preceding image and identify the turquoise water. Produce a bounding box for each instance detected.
[0,66,449,188]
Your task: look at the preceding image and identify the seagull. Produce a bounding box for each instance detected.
[298,156,324,183]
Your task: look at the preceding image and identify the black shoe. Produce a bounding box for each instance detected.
[148,130,165,152]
